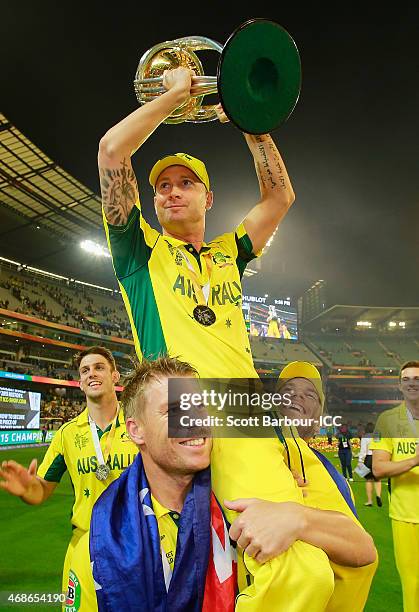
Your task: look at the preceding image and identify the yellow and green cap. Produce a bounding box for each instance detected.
[278,361,325,408]
[149,153,210,192]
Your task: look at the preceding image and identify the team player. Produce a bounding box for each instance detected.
[68,357,376,612]
[370,360,419,612]
[0,346,138,593]
[67,357,235,612]
[97,66,368,609]
[275,361,377,611]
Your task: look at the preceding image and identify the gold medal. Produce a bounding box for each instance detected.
[193,304,216,326]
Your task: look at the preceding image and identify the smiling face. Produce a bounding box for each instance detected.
[78,353,120,400]
[126,375,211,477]
[153,165,213,233]
[399,366,419,403]
[280,377,322,439]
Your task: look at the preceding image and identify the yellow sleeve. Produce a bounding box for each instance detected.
[369,414,393,454]
[37,425,67,482]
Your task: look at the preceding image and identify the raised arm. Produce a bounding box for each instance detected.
[98,68,193,225]
[242,134,295,253]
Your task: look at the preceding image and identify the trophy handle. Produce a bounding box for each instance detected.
[134,36,223,124]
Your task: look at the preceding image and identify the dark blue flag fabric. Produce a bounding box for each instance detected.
[90,453,236,612]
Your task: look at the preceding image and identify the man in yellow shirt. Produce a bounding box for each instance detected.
[271,361,378,611]
[68,357,376,612]
[0,346,138,593]
[371,360,419,612]
[67,356,235,612]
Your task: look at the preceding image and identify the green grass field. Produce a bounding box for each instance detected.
[0,447,403,611]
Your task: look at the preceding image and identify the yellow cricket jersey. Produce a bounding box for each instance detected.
[103,203,259,378]
[65,495,179,612]
[37,408,138,532]
[369,402,419,523]
[232,434,377,612]
[288,438,377,612]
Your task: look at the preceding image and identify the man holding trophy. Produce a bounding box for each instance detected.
[96,21,377,611]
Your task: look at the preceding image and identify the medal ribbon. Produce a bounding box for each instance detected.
[180,250,213,306]
[88,405,120,468]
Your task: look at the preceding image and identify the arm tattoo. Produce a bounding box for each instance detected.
[252,135,287,193]
[100,159,138,225]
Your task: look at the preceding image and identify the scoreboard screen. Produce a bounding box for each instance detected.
[0,387,41,430]
[242,295,298,340]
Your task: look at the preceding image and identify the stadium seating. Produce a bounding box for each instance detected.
[380,337,419,363]
[0,265,131,337]
[308,334,404,368]
[250,336,319,365]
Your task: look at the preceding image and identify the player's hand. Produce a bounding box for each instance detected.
[291,469,308,497]
[225,498,305,563]
[162,67,192,102]
[0,458,38,497]
[215,103,229,123]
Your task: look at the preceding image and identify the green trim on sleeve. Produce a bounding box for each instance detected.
[120,260,167,359]
[43,453,67,482]
[235,223,259,278]
[106,206,153,279]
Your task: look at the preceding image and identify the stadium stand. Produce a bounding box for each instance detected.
[0,265,131,337]
[304,305,419,370]
[307,334,400,368]
[250,336,320,366]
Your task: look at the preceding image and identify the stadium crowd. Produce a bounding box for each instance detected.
[41,396,83,424]
[0,273,132,338]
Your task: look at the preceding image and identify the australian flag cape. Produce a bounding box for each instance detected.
[90,453,236,612]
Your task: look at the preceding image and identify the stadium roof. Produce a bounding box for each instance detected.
[0,112,103,240]
[0,111,117,285]
[303,304,419,331]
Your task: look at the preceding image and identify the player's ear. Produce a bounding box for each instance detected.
[153,190,160,209]
[126,417,145,447]
[205,191,213,211]
[112,369,121,384]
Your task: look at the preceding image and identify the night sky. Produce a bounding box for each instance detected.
[1,5,418,307]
